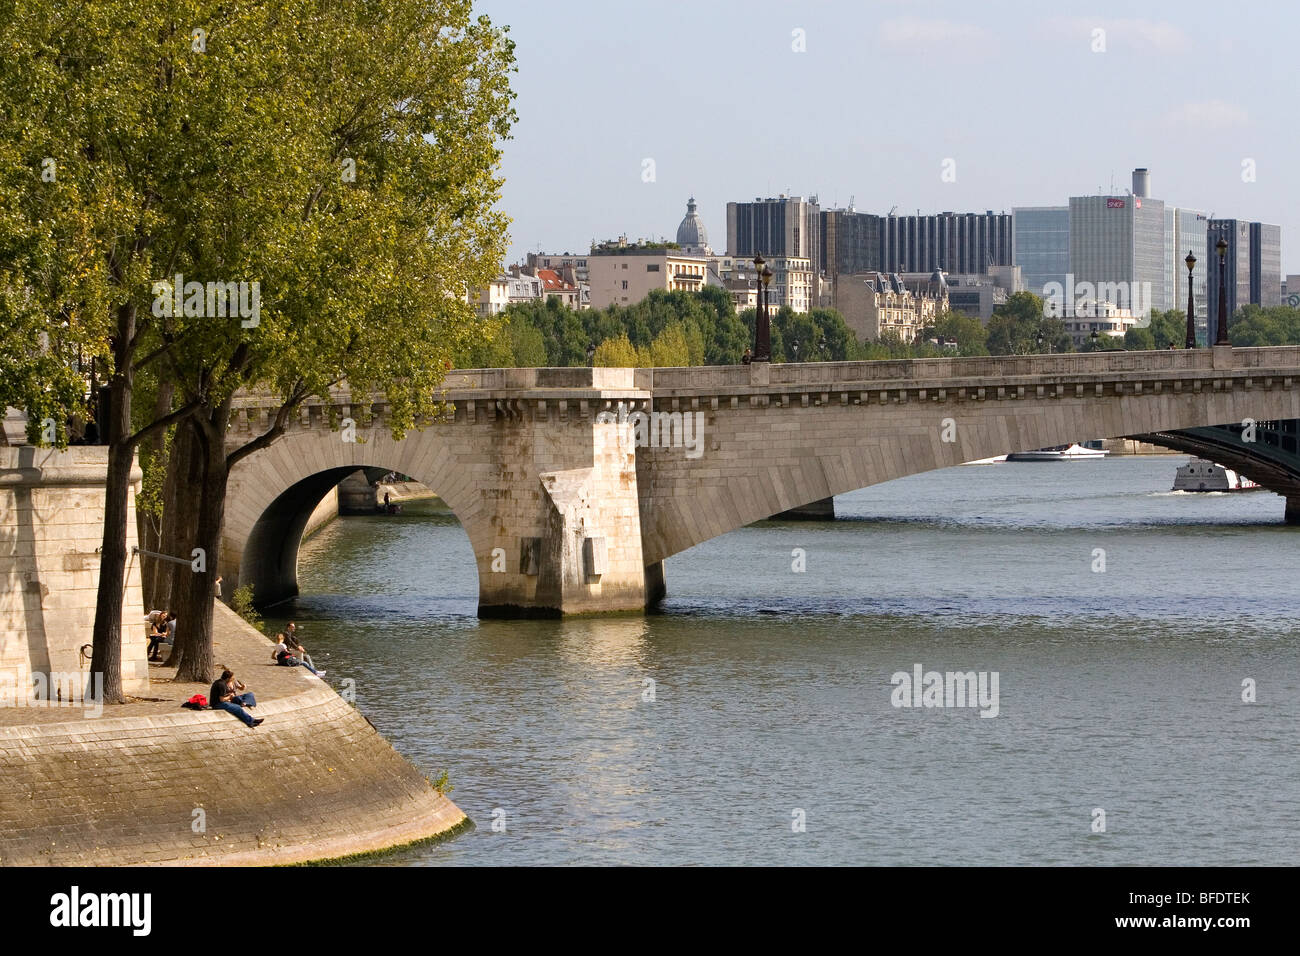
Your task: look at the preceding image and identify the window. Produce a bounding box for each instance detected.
[622,263,628,270]
[622,280,628,290]
[647,264,660,272]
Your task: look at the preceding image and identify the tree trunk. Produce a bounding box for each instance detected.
[89,303,137,705]
[139,381,174,609]
[168,409,232,684]
[157,416,203,638]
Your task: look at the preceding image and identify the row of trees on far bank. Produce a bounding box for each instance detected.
[459,288,1299,370]
[0,1,516,701]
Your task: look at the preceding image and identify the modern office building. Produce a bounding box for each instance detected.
[1172,208,1209,340]
[1204,218,1283,337]
[1068,179,1167,319]
[726,195,821,277]
[821,208,883,278]
[1013,206,1070,303]
[879,211,1012,275]
[1206,220,1253,340]
[1251,222,1282,307]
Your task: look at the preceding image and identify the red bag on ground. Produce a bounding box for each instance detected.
[182,694,207,710]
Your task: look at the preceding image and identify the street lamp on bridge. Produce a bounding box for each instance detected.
[1184,250,1197,349]
[752,254,772,362]
[1215,236,1231,347]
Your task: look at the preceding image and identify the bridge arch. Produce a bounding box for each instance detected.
[221,423,487,608]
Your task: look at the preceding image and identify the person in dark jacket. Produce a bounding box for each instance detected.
[209,669,262,727]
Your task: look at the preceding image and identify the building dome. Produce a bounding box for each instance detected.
[676,197,710,253]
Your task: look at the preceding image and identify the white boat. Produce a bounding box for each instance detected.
[1172,458,1262,492]
[1005,443,1110,462]
[962,455,1007,465]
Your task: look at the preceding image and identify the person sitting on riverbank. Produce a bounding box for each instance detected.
[284,623,315,668]
[273,633,325,676]
[209,669,263,728]
[146,616,168,661]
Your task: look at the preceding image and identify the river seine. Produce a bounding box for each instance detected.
[267,455,1300,865]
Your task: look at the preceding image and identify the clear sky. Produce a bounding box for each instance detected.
[478,0,1298,274]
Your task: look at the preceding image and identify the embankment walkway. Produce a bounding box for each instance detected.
[0,602,466,865]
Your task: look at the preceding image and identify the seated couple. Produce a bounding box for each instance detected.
[210,669,263,728]
[273,629,325,676]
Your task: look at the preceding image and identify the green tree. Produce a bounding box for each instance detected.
[645,322,690,367]
[1123,327,1156,350]
[986,292,1069,354]
[1146,309,1189,348]
[1231,305,1300,346]
[921,310,989,356]
[593,332,639,367]
[0,0,515,695]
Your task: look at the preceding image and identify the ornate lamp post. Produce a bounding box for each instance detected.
[1184,250,1197,349]
[752,254,771,362]
[791,339,799,362]
[1215,237,1230,346]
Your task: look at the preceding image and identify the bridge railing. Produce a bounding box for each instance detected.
[640,346,1300,390]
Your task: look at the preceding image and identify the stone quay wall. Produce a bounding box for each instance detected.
[0,601,467,865]
[1,446,149,698]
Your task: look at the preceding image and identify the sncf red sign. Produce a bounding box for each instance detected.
[1106,198,1126,208]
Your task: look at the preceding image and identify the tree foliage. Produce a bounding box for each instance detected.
[0,0,515,694]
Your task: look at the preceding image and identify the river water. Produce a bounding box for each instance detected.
[267,455,1300,865]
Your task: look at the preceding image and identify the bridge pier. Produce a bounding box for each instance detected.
[1287,497,1300,526]
[475,378,652,617]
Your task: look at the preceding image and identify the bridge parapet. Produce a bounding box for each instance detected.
[641,346,1300,393]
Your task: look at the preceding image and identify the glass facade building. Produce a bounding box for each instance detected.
[1207,220,1253,341]
[1012,206,1070,302]
[1251,222,1282,307]
[1173,209,1209,341]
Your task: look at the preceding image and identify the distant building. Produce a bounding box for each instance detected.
[1063,301,1141,347]
[527,252,590,284]
[939,273,1008,322]
[1251,222,1282,308]
[505,272,543,305]
[880,210,1012,275]
[726,195,821,277]
[586,237,712,309]
[715,254,814,313]
[473,275,510,318]
[821,208,883,278]
[1172,208,1209,340]
[1283,274,1300,308]
[833,272,943,344]
[675,197,713,256]
[1012,206,1070,302]
[1206,220,1253,339]
[536,268,582,309]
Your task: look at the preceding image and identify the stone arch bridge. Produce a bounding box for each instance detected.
[221,346,1300,616]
